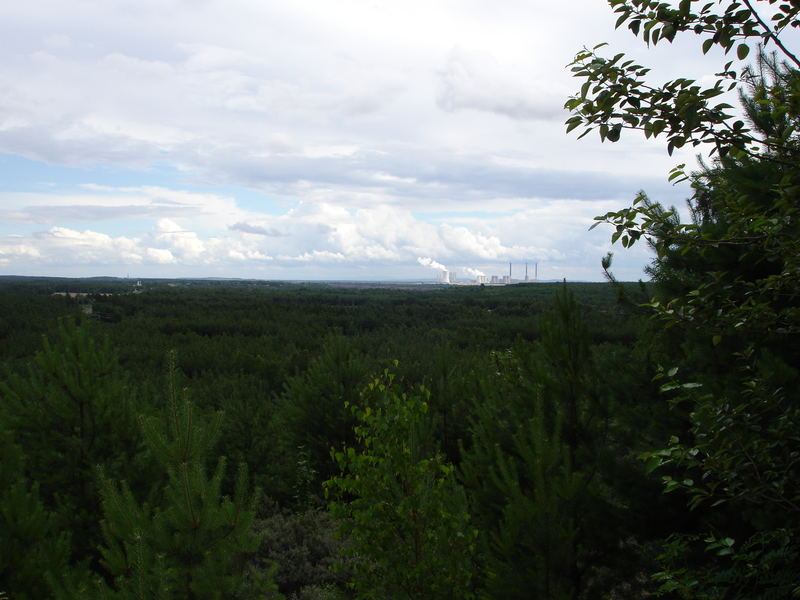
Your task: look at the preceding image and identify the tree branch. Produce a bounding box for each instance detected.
[741,0,800,68]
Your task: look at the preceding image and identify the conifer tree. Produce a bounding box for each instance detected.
[94,358,277,600]
[0,432,72,600]
[488,396,580,600]
[460,285,646,599]
[276,334,372,503]
[0,317,142,562]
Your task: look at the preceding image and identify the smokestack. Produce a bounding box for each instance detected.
[525,263,528,281]
[509,262,512,279]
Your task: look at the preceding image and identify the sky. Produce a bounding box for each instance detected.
[0,0,733,281]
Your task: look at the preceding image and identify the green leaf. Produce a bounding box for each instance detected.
[565,116,583,133]
[736,43,749,60]
[644,455,663,473]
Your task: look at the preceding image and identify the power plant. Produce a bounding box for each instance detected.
[418,256,539,285]
[480,262,538,285]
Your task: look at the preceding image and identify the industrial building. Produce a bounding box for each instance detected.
[434,262,538,285]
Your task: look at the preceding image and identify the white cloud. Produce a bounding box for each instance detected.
[437,47,566,120]
[150,218,206,261]
[22,226,142,265]
[227,248,272,261]
[146,247,176,264]
[281,250,346,263]
[0,241,41,266]
[0,0,725,279]
[0,183,632,277]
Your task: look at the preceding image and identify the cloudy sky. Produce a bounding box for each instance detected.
[0,0,730,281]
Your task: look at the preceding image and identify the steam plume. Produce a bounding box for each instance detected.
[461,266,486,277]
[417,257,447,271]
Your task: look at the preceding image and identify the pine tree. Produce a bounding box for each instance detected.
[0,317,143,563]
[94,358,277,600]
[0,432,72,600]
[488,396,580,600]
[275,334,372,505]
[460,285,649,599]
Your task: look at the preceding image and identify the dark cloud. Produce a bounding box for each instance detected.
[229,221,285,236]
[0,125,162,168]
[436,50,564,121]
[0,117,688,216]
[0,203,195,224]
[188,143,688,208]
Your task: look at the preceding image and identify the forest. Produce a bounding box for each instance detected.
[3,0,800,598]
[0,277,674,600]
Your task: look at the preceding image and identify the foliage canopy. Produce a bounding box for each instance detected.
[566,1,800,597]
